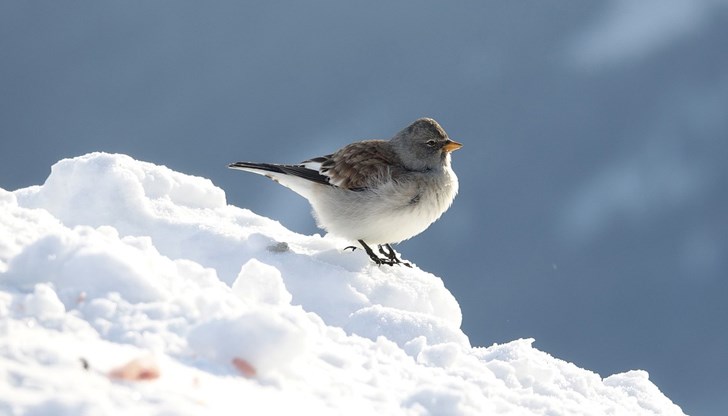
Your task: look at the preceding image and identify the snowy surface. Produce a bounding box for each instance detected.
[0,153,685,415]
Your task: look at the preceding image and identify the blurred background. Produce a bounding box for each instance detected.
[2,1,726,413]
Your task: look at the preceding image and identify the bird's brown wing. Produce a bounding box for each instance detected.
[305,140,405,191]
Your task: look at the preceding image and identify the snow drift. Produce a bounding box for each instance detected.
[0,153,684,415]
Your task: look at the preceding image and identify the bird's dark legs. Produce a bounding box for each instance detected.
[355,240,411,267]
[357,240,384,264]
[380,243,412,268]
[378,244,392,258]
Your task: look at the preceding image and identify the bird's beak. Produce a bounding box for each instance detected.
[442,140,463,153]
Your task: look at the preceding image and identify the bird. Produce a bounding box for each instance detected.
[228,118,462,267]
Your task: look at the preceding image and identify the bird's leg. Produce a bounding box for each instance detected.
[380,244,412,268]
[351,240,411,267]
[358,240,396,266]
[378,244,392,258]
[359,240,388,265]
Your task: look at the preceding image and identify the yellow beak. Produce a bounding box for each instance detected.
[442,140,463,153]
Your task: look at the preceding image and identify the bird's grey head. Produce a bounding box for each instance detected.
[390,118,462,171]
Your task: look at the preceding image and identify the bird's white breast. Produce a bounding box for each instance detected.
[309,164,458,244]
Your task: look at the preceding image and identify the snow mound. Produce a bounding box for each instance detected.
[0,153,684,415]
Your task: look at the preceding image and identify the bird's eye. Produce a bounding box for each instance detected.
[426,140,437,147]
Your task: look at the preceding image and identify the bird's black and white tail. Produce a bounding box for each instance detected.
[228,161,331,199]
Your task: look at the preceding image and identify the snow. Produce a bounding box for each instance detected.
[0,152,685,415]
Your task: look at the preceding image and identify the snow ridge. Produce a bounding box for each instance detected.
[0,153,684,415]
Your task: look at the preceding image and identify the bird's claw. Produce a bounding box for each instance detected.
[353,240,412,267]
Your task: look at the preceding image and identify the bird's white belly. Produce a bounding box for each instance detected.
[309,168,458,244]
[353,203,441,244]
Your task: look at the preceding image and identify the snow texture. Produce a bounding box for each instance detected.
[0,153,684,415]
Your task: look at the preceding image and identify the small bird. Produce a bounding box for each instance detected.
[229,118,462,266]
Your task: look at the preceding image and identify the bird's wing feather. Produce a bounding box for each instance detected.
[311,140,405,190]
[228,162,330,186]
[230,140,404,192]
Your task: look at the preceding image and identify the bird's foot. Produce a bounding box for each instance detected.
[378,243,412,268]
[344,245,358,252]
[354,240,412,267]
